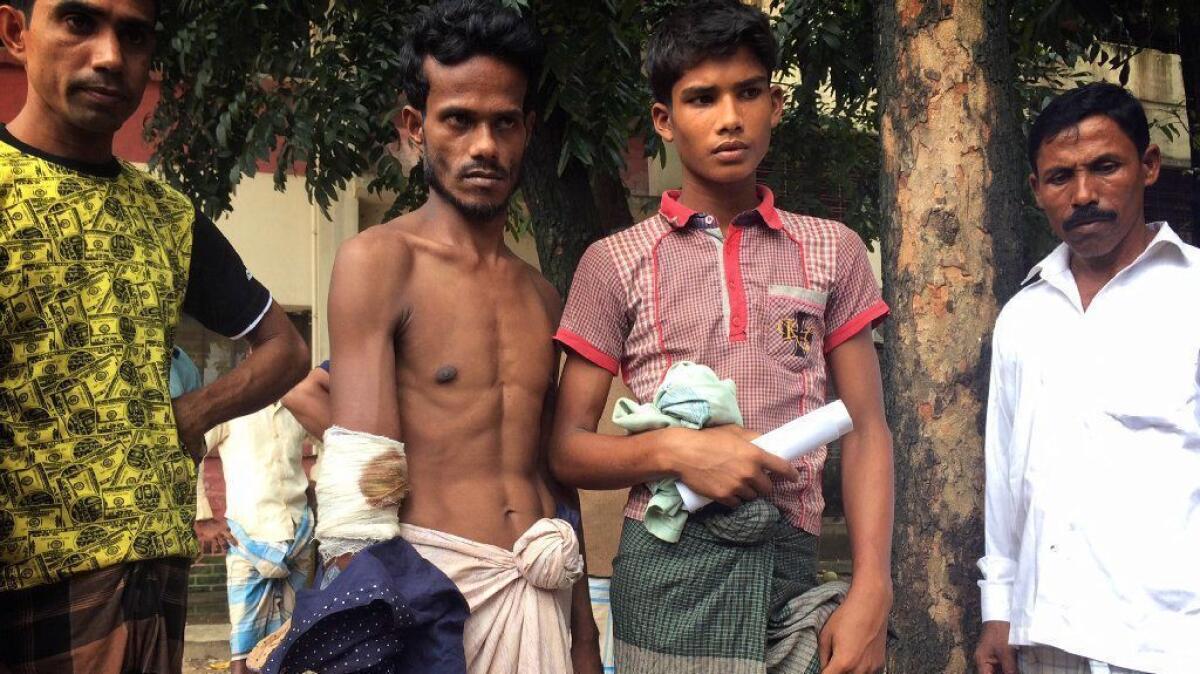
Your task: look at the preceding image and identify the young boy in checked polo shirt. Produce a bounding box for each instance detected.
[548,2,893,672]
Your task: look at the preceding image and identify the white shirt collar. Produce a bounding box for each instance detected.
[1021,221,1188,286]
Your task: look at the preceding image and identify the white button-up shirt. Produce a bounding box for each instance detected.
[979,222,1200,674]
[197,402,311,542]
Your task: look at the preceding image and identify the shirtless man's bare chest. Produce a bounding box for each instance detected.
[332,222,561,549]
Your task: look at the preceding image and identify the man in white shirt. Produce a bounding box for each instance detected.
[974,82,1200,674]
[196,400,315,674]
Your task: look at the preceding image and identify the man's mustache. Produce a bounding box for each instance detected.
[1062,205,1117,231]
[68,78,128,100]
[458,161,508,180]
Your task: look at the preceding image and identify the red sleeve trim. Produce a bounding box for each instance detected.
[554,328,620,376]
[824,299,889,353]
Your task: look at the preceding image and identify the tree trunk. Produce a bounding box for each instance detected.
[591,170,635,232]
[521,109,622,297]
[1178,1,1200,243]
[875,1,1026,671]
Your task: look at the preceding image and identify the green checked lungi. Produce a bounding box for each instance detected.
[611,500,845,674]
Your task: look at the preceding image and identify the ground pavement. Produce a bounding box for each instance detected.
[183,624,233,673]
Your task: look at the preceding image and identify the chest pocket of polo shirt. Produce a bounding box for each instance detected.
[760,285,826,370]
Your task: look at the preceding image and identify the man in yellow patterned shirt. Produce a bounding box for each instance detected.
[0,1,310,672]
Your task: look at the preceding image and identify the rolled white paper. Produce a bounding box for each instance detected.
[677,400,854,512]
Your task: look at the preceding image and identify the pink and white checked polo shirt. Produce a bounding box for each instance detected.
[555,186,888,534]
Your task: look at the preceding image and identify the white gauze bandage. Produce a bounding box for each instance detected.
[315,426,409,563]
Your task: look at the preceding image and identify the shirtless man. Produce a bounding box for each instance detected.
[318,1,600,672]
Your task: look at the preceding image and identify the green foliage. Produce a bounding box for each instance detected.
[763,0,880,244]
[771,0,875,116]
[150,1,420,218]
[526,0,655,178]
[148,0,887,241]
[1011,0,1186,64]
[147,0,1193,257]
[1011,0,1191,135]
[761,103,880,248]
[148,0,663,224]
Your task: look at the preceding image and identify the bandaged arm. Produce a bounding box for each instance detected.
[314,426,409,563]
[320,236,413,562]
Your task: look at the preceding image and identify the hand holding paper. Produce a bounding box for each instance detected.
[676,400,854,512]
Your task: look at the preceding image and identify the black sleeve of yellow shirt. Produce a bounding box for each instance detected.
[182,209,272,339]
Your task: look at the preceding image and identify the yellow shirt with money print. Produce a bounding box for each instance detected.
[0,138,198,591]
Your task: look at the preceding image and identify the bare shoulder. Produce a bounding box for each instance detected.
[338,218,412,266]
[329,219,426,327]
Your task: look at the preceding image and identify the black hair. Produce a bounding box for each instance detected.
[646,0,778,105]
[397,0,544,112]
[1028,82,1150,171]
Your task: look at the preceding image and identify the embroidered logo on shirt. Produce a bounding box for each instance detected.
[775,314,814,357]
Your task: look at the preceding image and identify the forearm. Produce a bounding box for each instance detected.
[282,389,332,439]
[552,427,681,490]
[840,421,894,596]
[178,331,307,432]
[195,464,214,520]
[570,570,600,649]
[568,513,602,671]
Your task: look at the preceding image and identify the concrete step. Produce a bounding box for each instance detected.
[185,623,230,644]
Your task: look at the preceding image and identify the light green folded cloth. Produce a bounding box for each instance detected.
[611,361,743,542]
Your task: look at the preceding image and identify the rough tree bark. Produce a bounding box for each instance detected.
[521,109,628,297]
[875,1,1026,671]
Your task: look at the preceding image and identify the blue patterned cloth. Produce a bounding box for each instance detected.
[589,577,616,673]
[262,536,469,674]
[168,346,202,398]
[226,508,315,658]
